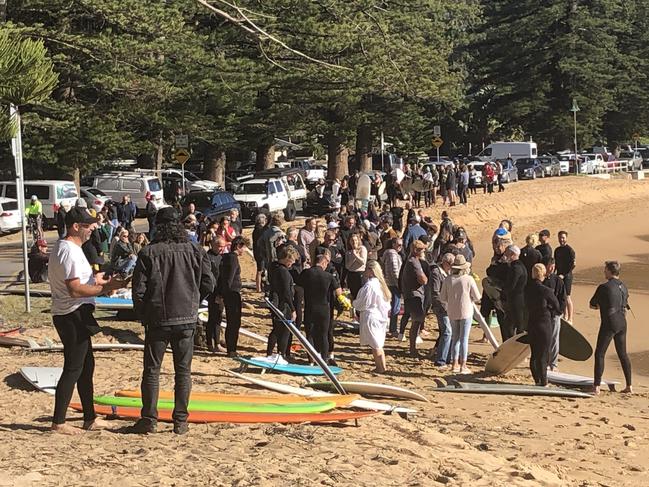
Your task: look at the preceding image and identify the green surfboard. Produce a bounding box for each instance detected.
[94,395,336,414]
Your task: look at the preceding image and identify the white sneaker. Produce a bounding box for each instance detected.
[416,336,424,345]
[398,333,406,342]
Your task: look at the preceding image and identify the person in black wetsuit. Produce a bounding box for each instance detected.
[267,244,298,358]
[543,257,566,371]
[205,236,226,353]
[554,230,576,322]
[283,228,306,358]
[520,233,542,280]
[536,229,552,265]
[525,263,561,386]
[503,245,528,338]
[589,261,632,395]
[217,235,249,357]
[296,252,340,365]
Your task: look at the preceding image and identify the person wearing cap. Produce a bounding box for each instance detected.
[48,207,124,434]
[440,254,480,373]
[520,233,542,280]
[28,239,49,283]
[400,239,429,357]
[554,230,576,323]
[502,245,528,340]
[525,263,561,386]
[536,229,552,265]
[130,206,213,435]
[26,194,43,239]
[402,215,426,252]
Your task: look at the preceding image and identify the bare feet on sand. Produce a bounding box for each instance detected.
[621,386,633,394]
[592,386,601,396]
[83,417,111,431]
[51,423,83,435]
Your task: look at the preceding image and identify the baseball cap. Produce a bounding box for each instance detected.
[65,207,99,227]
[327,221,339,229]
[539,229,550,237]
[30,195,37,201]
[155,206,180,224]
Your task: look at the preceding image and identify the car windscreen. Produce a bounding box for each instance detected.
[236,183,268,195]
[147,179,162,191]
[516,159,535,167]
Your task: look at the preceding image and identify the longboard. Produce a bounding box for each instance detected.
[433,381,592,399]
[484,332,530,375]
[73,403,379,424]
[225,370,416,415]
[355,173,371,200]
[237,357,342,376]
[94,395,336,414]
[559,318,593,361]
[19,367,61,394]
[472,304,499,350]
[28,343,146,352]
[305,380,429,402]
[547,371,619,391]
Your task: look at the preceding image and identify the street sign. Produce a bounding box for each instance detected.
[432,136,443,149]
[433,125,441,136]
[633,132,640,141]
[175,134,189,149]
[174,148,190,165]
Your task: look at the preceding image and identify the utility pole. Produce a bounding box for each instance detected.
[571,99,580,174]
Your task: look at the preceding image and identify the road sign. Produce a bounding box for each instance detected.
[433,125,441,136]
[633,132,640,141]
[174,148,190,165]
[175,134,189,149]
[432,136,443,149]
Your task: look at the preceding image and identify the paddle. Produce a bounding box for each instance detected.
[264,297,347,395]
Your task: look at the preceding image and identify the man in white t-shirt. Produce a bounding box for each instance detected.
[49,207,123,435]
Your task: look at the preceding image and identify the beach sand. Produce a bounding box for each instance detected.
[1,175,649,486]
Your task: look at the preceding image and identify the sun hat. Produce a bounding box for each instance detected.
[452,254,471,270]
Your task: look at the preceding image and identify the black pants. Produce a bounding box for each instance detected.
[223,291,242,353]
[206,299,222,350]
[458,183,467,204]
[594,323,632,387]
[141,326,194,424]
[52,308,97,424]
[285,285,305,357]
[267,317,291,357]
[497,176,505,192]
[347,271,363,300]
[529,322,552,385]
[306,306,331,360]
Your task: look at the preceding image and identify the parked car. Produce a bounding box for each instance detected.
[180,190,240,223]
[80,187,111,213]
[536,156,562,177]
[233,169,307,221]
[617,151,643,171]
[580,153,606,173]
[557,154,574,174]
[636,147,649,168]
[0,197,21,233]
[499,159,519,183]
[516,158,545,180]
[0,180,78,228]
[81,172,165,215]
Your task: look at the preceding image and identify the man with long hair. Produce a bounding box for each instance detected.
[130,207,213,435]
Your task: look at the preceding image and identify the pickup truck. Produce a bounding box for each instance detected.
[233,169,307,221]
[276,159,326,188]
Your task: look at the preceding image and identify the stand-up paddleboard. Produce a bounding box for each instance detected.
[355,173,371,200]
[485,332,530,375]
[305,380,429,402]
[0,336,40,348]
[482,277,505,312]
[559,319,592,361]
[265,297,346,394]
[95,297,133,310]
[94,395,336,414]
[19,367,61,394]
[0,326,24,336]
[225,370,416,415]
[73,403,379,424]
[472,304,499,350]
[114,389,360,407]
[237,357,342,376]
[432,381,592,399]
[411,178,434,193]
[547,371,619,391]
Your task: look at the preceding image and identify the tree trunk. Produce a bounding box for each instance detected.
[326,133,349,181]
[355,124,372,173]
[256,141,275,171]
[72,166,80,193]
[155,133,164,172]
[204,144,226,186]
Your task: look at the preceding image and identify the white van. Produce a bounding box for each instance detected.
[477,142,538,162]
[81,172,165,215]
[0,180,78,227]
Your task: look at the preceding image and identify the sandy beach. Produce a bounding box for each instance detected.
[1,174,649,486]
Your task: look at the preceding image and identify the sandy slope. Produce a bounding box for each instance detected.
[1,174,649,486]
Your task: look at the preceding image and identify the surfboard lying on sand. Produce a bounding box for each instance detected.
[226,370,416,415]
[19,367,61,394]
[432,381,592,398]
[0,288,52,297]
[197,312,268,344]
[74,403,379,424]
[28,343,147,352]
[472,304,499,350]
[484,332,530,375]
[305,380,429,402]
[114,389,360,407]
[95,297,133,309]
[237,357,343,376]
[559,319,593,361]
[0,326,24,336]
[547,371,619,391]
[94,395,337,414]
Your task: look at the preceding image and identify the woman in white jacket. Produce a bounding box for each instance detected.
[353,260,391,373]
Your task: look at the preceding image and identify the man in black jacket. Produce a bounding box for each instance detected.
[130,207,213,435]
[218,235,250,357]
[206,236,226,352]
[267,244,298,358]
[543,257,567,370]
[502,245,528,339]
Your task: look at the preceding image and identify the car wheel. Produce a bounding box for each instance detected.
[531,171,536,180]
[506,174,510,183]
[284,201,297,221]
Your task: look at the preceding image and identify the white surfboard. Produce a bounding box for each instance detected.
[28,343,147,352]
[0,336,41,348]
[547,371,619,391]
[484,332,530,375]
[225,370,416,415]
[355,173,371,200]
[20,367,62,394]
[473,304,499,350]
[305,380,429,402]
[198,312,268,344]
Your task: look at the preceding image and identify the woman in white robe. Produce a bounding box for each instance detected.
[353,260,391,373]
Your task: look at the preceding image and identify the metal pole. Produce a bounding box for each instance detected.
[181,162,186,196]
[573,109,578,175]
[436,147,440,164]
[380,131,385,171]
[10,104,31,312]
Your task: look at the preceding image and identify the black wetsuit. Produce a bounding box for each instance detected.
[520,244,542,281]
[554,244,576,295]
[267,261,295,357]
[525,280,560,385]
[297,266,338,360]
[206,249,223,350]
[217,252,242,354]
[536,242,552,266]
[590,279,632,387]
[503,259,528,339]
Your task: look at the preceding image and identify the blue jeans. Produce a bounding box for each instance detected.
[451,317,473,363]
[388,286,401,334]
[434,311,452,365]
